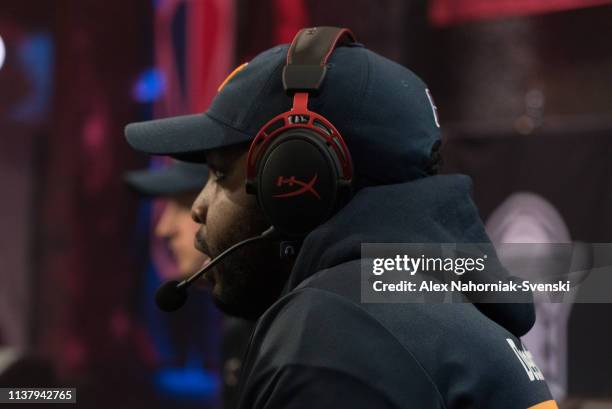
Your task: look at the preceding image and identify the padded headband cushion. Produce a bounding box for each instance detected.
[283,26,356,94]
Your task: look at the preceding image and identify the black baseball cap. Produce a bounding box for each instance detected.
[124,161,208,197]
[125,39,441,185]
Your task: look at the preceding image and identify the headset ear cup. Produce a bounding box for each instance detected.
[256,130,340,237]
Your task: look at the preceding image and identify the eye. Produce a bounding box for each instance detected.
[210,168,226,182]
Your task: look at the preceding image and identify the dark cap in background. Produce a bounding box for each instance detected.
[124,161,208,197]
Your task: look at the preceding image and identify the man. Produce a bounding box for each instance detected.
[125,161,253,408]
[125,27,557,408]
[125,161,211,280]
[486,192,584,403]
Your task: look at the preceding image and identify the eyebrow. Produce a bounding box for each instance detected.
[205,152,224,170]
[206,146,245,170]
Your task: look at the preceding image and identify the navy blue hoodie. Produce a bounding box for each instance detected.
[235,175,557,409]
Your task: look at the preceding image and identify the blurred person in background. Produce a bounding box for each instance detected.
[486,192,590,403]
[126,161,212,278]
[125,160,253,409]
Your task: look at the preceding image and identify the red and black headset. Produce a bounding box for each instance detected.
[246,27,356,238]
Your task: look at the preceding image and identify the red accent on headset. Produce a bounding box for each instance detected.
[273,174,321,200]
[246,92,353,182]
[292,91,308,111]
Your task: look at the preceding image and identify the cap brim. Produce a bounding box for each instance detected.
[125,113,252,162]
[124,164,208,197]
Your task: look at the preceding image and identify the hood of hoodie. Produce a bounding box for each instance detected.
[285,174,535,337]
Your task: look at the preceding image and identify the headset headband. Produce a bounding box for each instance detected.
[246,26,356,237]
[282,26,356,95]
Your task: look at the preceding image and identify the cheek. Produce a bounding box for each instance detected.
[176,216,198,248]
[205,197,251,252]
[185,219,200,237]
[207,201,234,244]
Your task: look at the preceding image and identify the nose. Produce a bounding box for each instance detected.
[155,202,177,239]
[191,184,209,224]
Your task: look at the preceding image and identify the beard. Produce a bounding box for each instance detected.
[199,207,291,321]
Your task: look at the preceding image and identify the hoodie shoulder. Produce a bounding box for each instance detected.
[246,267,555,409]
[243,287,443,409]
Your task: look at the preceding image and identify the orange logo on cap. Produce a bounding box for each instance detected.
[217,62,248,92]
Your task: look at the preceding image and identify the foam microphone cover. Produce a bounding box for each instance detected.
[155,280,188,312]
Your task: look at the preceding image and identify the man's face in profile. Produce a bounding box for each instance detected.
[155,193,209,278]
[190,144,290,320]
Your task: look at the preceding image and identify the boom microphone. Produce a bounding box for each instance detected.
[155,226,278,312]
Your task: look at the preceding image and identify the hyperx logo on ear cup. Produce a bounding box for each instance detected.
[257,134,338,237]
[273,175,321,200]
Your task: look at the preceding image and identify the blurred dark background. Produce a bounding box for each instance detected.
[1,0,611,407]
